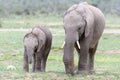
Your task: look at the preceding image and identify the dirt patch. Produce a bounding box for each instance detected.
[1,29,120,34]
[51,49,120,54]
[96,50,120,54]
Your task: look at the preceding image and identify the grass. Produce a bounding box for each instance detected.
[0,30,120,79]
[98,34,120,50]
[0,14,120,79]
[0,29,120,54]
[0,14,120,29]
[1,14,63,29]
[105,14,120,29]
[0,51,120,80]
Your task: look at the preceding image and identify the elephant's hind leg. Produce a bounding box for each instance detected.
[32,53,36,72]
[35,53,42,72]
[41,54,48,72]
[41,45,51,72]
[41,50,48,72]
[88,43,98,73]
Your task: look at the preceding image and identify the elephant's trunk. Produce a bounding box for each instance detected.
[63,32,79,74]
[27,50,33,64]
[63,39,75,74]
[28,54,32,64]
[64,32,79,57]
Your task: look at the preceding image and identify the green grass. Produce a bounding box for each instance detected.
[1,14,63,29]
[0,14,120,29]
[0,14,120,79]
[105,14,120,29]
[0,30,120,79]
[98,34,120,50]
[0,30,120,54]
[0,52,120,80]
[105,14,120,25]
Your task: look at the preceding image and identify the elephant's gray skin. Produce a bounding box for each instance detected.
[23,26,52,72]
[63,2,105,74]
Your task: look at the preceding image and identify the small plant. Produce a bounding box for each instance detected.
[0,54,12,61]
[0,19,2,28]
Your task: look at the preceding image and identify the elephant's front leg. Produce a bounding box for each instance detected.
[23,53,29,72]
[88,43,98,73]
[35,53,41,72]
[78,42,89,74]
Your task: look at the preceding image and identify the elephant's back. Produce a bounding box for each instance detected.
[88,4,105,37]
[80,2,105,48]
[80,2,105,28]
[87,4,105,28]
[35,26,52,48]
[87,4,105,48]
[36,26,52,41]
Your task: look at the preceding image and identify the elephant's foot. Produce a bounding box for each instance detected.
[88,69,95,74]
[32,69,35,72]
[24,69,29,72]
[66,70,74,76]
[65,67,74,75]
[35,68,42,72]
[77,70,89,74]
[64,64,74,75]
[23,64,29,72]
[40,69,45,72]
[23,67,29,72]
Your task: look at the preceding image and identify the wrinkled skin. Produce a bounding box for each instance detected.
[63,2,105,74]
[23,26,52,72]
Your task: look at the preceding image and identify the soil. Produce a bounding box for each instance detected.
[0,29,120,34]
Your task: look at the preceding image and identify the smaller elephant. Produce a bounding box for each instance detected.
[23,26,52,72]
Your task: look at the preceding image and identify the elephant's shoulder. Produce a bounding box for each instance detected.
[32,27,46,38]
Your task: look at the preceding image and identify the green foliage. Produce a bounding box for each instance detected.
[0,51,120,79]
[0,14,120,29]
[0,27,120,79]
[0,19,2,28]
[0,0,120,16]
[0,54,12,61]
[0,8,120,79]
[98,34,120,50]
[1,14,62,29]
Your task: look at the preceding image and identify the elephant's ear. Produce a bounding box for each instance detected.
[64,4,78,17]
[76,3,94,38]
[32,27,46,52]
[84,8,94,38]
[37,39,43,52]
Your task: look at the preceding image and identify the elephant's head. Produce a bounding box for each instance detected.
[24,33,38,64]
[63,3,94,49]
[63,3,94,74]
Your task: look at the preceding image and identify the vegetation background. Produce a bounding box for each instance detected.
[0,0,120,16]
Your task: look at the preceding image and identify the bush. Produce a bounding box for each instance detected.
[0,20,2,28]
[0,0,120,16]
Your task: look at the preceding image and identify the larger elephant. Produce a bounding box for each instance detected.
[23,26,52,72]
[63,2,105,74]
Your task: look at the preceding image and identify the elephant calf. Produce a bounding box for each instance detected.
[63,2,105,74]
[23,26,52,72]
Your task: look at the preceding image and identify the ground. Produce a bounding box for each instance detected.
[0,14,120,80]
[0,28,120,80]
